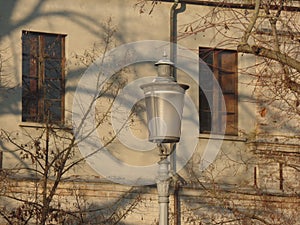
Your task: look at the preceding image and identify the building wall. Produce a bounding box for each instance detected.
[2,177,299,224]
[0,0,257,181]
[0,0,299,224]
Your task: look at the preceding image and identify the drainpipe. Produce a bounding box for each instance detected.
[173,178,180,225]
[170,1,186,225]
[170,0,179,81]
[170,0,186,81]
[171,172,187,225]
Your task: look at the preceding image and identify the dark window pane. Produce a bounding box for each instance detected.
[44,35,62,58]
[45,59,61,79]
[200,48,213,71]
[23,77,38,95]
[44,80,62,99]
[22,96,39,122]
[199,72,214,91]
[22,57,31,77]
[44,100,62,122]
[22,32,39,57]
[200,90,211,111]
[22,35,39,78]
[200,111,211,133]
[22,32,40,122]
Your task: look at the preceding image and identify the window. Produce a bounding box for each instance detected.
[22,31,66,124]
[199,47,238,135]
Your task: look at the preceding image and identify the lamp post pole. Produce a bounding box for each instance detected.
[157,156,171,225]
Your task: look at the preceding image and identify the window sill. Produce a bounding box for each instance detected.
[19,122,72,131]
[198,133,247,142]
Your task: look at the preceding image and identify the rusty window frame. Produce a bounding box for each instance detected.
[199,47,238,135]
[22,30,66,124]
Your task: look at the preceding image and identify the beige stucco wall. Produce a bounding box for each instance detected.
[0,0,261,185]
[1,1,299,225]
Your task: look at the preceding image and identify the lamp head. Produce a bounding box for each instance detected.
[140,57,189,144]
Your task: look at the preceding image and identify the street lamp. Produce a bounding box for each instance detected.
[141,56,189,225]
